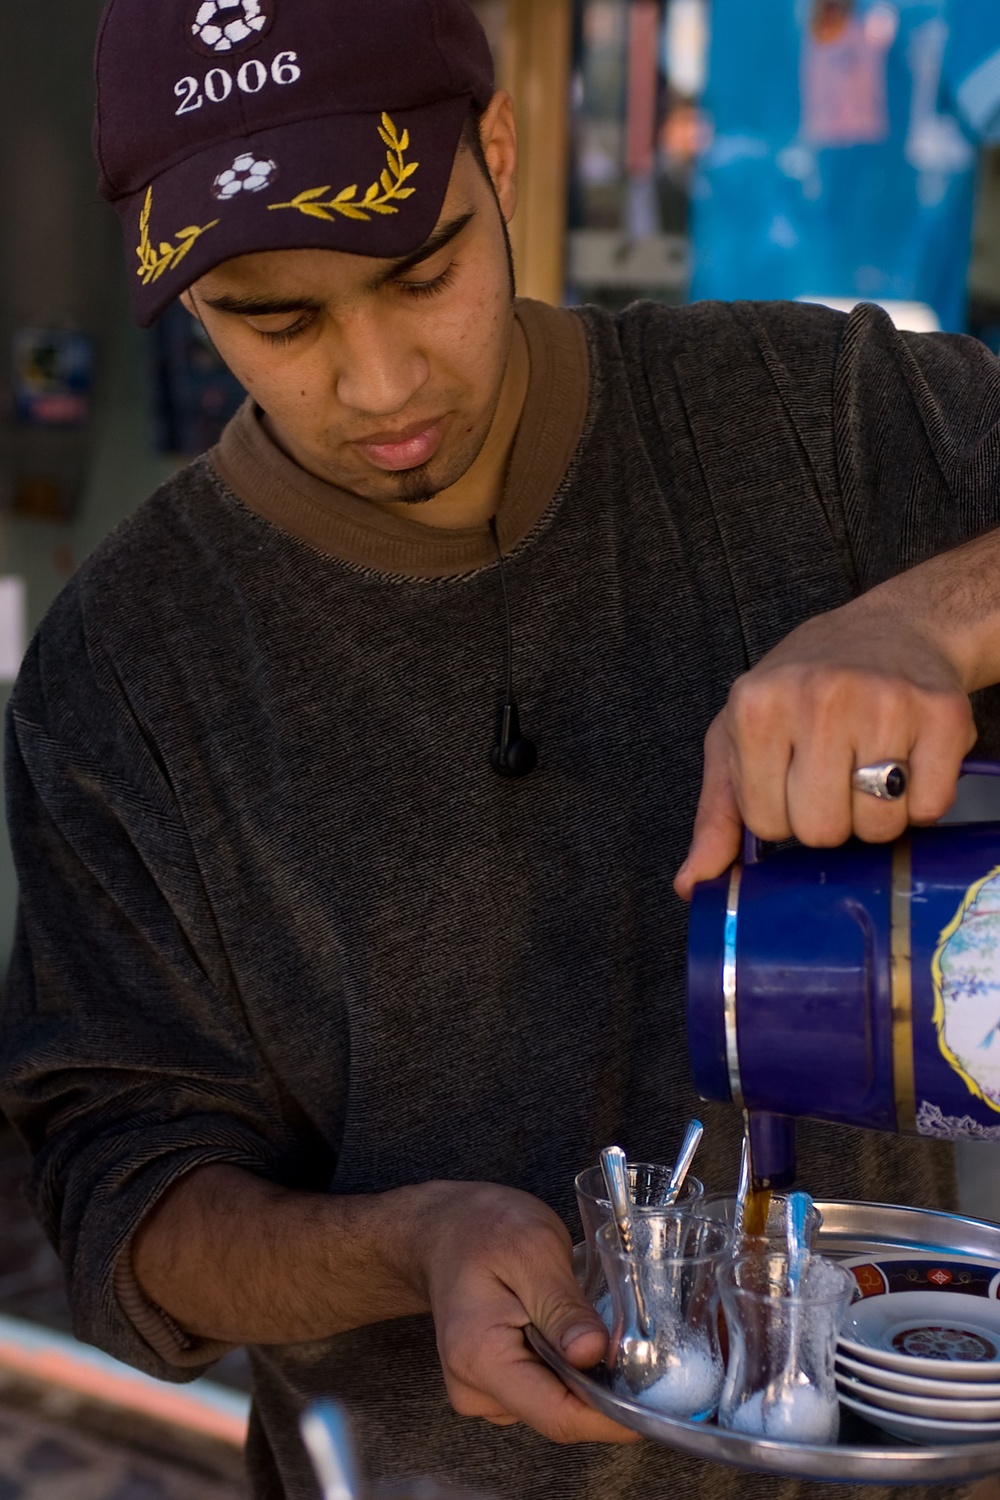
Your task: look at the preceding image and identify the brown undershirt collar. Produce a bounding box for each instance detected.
[209,298,590,580]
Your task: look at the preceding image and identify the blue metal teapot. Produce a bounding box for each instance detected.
[687,761,1000,1186]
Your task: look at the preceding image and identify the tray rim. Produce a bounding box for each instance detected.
[526,1199,1000,1484]
[526,1326,1000,1482]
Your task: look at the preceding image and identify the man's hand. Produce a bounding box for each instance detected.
[133,1166,638,1445]
[419,1182,640,1444]
[674,588,977,900]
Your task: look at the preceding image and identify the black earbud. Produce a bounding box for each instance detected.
[489,519,537,780]
[491,701,538,778]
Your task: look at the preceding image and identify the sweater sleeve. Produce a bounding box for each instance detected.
[623,296,1000,748]
[829,302,1000,587]
[0,594,317,1381]
[748,298,1000,753]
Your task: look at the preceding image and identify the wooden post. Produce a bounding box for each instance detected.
[500,0,573,306]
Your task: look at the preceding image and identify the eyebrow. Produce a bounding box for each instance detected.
[366,209,475,288]
[201,210,477,317]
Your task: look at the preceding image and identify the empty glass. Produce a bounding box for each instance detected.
[596,1211,731,1421]
[692,1193,823,1254]
[717,1251,856,1444]
[575,1160,704,1300]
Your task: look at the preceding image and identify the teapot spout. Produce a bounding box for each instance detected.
[747,1111,796,1189]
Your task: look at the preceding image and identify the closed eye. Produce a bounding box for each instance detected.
[251,311,317,345]
[398,264,458,300]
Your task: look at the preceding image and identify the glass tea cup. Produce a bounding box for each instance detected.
[716,1251,855,1444]
[692,1193,823,1256]
[575,1161,704,1301]
[595,1211,731,1421]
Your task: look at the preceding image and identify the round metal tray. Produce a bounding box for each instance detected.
[526,1200,1000,1484]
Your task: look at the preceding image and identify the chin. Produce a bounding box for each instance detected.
[386,449,475,506]
[396,489,438,507]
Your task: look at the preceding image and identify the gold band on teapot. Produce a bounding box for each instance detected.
[891,837,916,1132]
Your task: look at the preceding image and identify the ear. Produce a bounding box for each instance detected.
[479,90,518,224]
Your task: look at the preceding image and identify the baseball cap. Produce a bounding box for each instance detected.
[94,0,495,326]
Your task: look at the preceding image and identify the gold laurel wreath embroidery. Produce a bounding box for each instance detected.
[267,113,419,222]
[136,187,220,285]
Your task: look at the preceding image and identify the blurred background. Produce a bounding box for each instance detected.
[2,1,1000,1493]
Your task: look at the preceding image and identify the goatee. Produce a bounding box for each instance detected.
[392,465,438,506]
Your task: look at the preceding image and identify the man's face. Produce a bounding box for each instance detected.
[183,97,518,507]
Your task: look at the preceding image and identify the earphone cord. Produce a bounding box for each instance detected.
[488,517,514,704]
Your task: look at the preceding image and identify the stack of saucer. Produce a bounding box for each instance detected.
[835,1251,1000,1445]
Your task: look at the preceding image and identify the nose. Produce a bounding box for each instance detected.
[334,308,429,417]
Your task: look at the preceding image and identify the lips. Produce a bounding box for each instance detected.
[356,419,444,472]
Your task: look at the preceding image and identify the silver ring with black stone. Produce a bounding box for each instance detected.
[851,761,909,801]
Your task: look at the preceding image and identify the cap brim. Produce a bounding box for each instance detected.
[120,95,471,326]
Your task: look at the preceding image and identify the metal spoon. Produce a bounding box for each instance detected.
[600,1145,659,1388]
[760,1191,816,1436]
[734,1135,751,1237]
[664,1118,704,1206]
[785,1190,811,1296]
[300,1400,363,1500]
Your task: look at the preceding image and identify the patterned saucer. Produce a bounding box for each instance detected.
[835,1365,1000,1422]
[835,1348,1000,1401]
[838,1388,1000,1446]
[839,1253,1000,1381]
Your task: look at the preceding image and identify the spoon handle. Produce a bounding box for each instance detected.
[600,1146,635,1255]
[300,1401,363,1500]
[600,1146,653,1338]
[785,1190,812,1296]
[734,1135,750,1236]
[665,1119,703,1206]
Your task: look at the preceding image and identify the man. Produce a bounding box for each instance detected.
[3,1,1000,1498]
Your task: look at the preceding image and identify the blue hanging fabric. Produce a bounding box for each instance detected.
[948,3,1000,142]
[691,0,995,332]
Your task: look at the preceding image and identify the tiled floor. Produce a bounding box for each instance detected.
[0,1388,245,1500]
[0,1128,248,1498]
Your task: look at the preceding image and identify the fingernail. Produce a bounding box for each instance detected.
[559,1323,602,1352]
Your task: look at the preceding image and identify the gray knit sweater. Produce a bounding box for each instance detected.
[3,297,1000,1500]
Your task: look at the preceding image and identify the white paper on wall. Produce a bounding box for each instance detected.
[0,578,28,682]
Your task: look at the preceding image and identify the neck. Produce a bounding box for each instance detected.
[376,317,530,531]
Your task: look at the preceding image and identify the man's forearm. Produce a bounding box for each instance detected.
[129,1163,636,1445]
[872,524,1000,694]
[130,1163,636,1444]
[132,1163,448,1343]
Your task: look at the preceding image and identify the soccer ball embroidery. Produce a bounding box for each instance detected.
[213,154,278,200]
[191,0,271,54]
